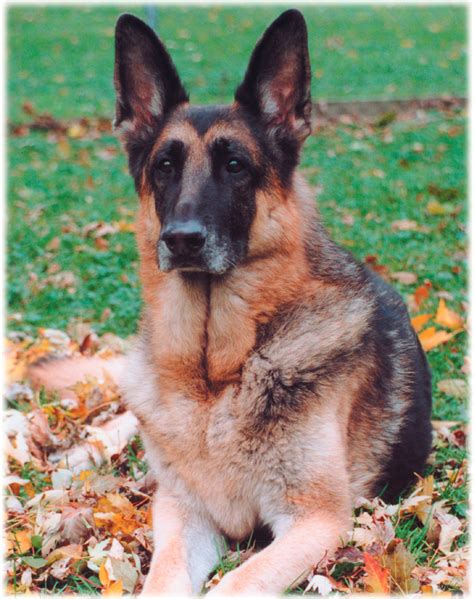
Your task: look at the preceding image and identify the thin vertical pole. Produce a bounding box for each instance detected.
[145,6,157,31]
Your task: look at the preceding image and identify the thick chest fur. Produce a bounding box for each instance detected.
[121,271,382,536]
[123,341,347,539]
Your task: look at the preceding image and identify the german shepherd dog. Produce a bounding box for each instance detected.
[33,9,432,595]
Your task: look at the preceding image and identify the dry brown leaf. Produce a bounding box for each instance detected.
[108,558,138,593]
[46,237,61,251]
[437,379,468,399]
[416,475,434,524]
[384,540,419,593]
[29,408,54,447]
[95,237,109,251]
[391,271,418,285]
[46,544,83,565]
[435,299,464,330]
[49,557,72,580]
[60,505,95,543]
[391,219,419,231]
[436,512,463,554]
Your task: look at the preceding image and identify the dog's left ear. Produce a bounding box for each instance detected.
[235,9,312,143]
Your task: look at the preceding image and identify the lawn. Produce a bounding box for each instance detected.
[6,5,468,596]
[8,4,466,122]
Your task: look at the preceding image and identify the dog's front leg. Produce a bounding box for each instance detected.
[142,489,223,596]
[207,508,350,596]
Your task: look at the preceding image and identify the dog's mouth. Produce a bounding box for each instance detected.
[158,253,232,276]
[157,236,237,276]
[169,263,230,276]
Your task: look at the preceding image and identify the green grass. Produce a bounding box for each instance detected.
[8,5,466,122]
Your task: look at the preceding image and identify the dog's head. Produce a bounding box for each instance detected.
[114,10,312,275]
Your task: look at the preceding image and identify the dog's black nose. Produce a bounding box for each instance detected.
[161,222,206,258]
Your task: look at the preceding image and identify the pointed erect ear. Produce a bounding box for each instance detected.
[114,14,188,135]
[235,9,312,143]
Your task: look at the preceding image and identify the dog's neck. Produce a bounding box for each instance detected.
[136,178,316,399]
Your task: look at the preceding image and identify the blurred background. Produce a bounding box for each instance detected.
[9,4,466,119]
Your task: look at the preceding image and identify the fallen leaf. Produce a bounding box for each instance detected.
[418,327,456,352]
[305,574,333,595]
[435,299,464,330]
[384,540,419,593]
[427,183,459,201]
[426,199,457,216]
[47,544,83,565]
[437,379,468,399]
[50,557,72,580]
[391,271,418,285]
[414,283,431,308]
[99,560,110,587]
[391,219,419,231]
[411,314,433,332]
[364,255,390,280]
[108,557,138,593]
[363,552,390,593]
[114,220,135,233]
[95,237,109,251]
[21,556,48,569]
[103,579,123,596]
[7,530,32,555]
[46,237,61,251]
[436,512,463,554]
[67,123,87,139]
[416,475,434,525]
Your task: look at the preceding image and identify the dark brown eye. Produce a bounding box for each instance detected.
[158,159,173,174]
[226,158,243,174]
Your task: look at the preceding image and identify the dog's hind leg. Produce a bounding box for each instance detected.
[141,490,224,595]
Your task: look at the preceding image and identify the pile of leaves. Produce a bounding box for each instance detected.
[5,326,468,595]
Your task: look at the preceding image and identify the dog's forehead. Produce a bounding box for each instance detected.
[157,104,259,153]
[185,105,233,136]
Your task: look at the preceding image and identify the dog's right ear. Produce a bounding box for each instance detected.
[114,14,188,136]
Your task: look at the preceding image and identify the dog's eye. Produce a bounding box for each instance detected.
[158,159,173,174]
[226,158,243,174]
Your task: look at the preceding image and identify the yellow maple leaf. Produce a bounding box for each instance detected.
[435,299,464,330]
[99,561,110,587]
[418,327,456,352]
[411,314,433,333]
[103,579,123,596]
